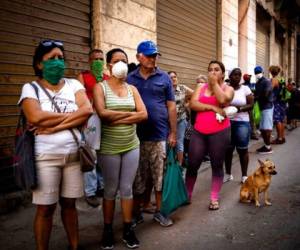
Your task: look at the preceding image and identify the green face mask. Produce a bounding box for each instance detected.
[91,59,104,82]
[42,59,65,85]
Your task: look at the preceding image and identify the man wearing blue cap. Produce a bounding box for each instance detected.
[127,40,176,226]
[254,66,274,154]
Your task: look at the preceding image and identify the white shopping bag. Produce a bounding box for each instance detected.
[83,112,101,150]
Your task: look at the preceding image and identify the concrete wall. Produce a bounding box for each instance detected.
[289,31,297,80]
[246,0,256,75]
[238,0,256,75]
[221,0,239,77]
[93,0,157,64]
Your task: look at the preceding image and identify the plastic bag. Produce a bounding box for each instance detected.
[161,148,188,216]
[252,101,261,125]
[83,112,101,150]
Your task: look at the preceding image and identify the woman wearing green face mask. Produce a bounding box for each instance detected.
[18,40,93,250]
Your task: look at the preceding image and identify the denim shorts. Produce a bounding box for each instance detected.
[230,121,250,149]
[176,119,187,152]
[260,107,274,130]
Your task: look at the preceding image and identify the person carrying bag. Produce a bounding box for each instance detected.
[36,81,96,172]
[161,147,188,216]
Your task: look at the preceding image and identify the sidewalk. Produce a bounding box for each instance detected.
[0,129,289,250]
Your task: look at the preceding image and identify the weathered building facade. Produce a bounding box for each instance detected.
[0,0,299,201]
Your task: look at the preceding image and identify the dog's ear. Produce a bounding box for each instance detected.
[258,159,265,167]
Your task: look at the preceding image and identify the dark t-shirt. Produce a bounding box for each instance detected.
[255,76,273,110]
[127,67,175,141]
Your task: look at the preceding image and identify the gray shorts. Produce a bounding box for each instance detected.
[260,107,274,130]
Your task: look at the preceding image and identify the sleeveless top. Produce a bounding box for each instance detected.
[194,83,230,134]
[99,81,139,154]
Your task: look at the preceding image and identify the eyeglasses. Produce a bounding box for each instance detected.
[40,40,64,47]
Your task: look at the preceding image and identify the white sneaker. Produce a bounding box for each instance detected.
[241,176,248,183]
[223,174,233,183]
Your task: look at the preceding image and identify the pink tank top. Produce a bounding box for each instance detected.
[194,84,230,134]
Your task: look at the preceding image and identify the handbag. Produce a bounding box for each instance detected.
[252,101,261,126]
[160,148,188,216]
[36,82,96,172]
[13,83,39,190]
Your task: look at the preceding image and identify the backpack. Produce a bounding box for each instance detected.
[13,83,39,190]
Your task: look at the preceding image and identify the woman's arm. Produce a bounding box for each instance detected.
[93,83,132,122]
[212,83,234,105]
[189,85,225,115]
[36,90,93,134]
[110,85,148,125]
[237,94,254,113]
[183,85,194,99]
[22,98,69,127]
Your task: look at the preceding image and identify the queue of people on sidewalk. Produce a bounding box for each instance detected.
[18,39,300,250]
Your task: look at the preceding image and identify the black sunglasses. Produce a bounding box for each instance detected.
[40,40,64,47]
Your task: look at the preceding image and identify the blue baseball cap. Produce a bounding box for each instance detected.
[254,66,263,74]
[137,40,161,56]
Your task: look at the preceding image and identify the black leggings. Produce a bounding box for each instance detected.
[187,127,231,177]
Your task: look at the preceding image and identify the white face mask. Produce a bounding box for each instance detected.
[255,73,263,81]
[112,61,128,79]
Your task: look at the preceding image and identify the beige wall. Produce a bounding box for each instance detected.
[289,31,297,80]
[238,0,256,75]
[90,0,297,82]
[246,0,256,75]
[92,0,157,63]
[221,0,239,76]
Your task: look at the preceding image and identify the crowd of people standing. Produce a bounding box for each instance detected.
[18,39,300,250]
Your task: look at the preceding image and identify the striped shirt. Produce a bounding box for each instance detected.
[99,81,139,154]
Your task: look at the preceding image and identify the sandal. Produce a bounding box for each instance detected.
[271,138,285,144]
[209,200,219,210]
[141,204,156,214]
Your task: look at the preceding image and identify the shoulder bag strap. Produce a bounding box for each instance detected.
[35,81,80,147]
[18,83,41,130]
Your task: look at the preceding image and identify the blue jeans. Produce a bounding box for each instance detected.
[176,119,187,153]
[84,154,104,197]
[230,121,250,149]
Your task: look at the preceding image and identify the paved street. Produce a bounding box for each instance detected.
[0,128,300,250]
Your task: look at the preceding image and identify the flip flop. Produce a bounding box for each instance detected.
[141,204,156,214]
[209,200,219,210]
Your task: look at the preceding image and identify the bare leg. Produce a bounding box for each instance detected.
[121,199,133,223]
[34,204,57,250]
[261,130,272,145]
[177,151,184,166]
[103,198,115,224]
[155,191,162,211]
[237,148,249,177]
[59,198,79,250]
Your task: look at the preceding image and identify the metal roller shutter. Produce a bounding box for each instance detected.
[0,0,91,193]
[157,0,217,88]
[256,22,270,74]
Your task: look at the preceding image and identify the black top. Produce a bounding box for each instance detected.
[255,76,273,110]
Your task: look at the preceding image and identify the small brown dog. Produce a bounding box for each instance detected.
[240,159,277,207]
